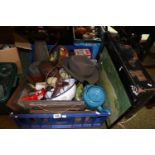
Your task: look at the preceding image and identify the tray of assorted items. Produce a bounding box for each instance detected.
[10,42,110,129]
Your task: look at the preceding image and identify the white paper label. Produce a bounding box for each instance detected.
[53,114,61,119]
[62,115,67,118]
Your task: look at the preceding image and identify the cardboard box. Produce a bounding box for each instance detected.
[0,27,31,50]
[0,30,31,74]
[13,32,31,50]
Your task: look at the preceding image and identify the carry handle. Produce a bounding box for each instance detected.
[97,106,111,115]
[97,106,104,113]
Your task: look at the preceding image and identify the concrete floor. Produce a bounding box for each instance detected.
[0,115,17,129]
[112,104,155,129]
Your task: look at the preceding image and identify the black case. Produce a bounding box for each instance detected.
[104,33,155,106]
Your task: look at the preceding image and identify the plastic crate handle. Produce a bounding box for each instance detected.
[97,107,111,115]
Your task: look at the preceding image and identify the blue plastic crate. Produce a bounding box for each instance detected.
[29,44,101,63]
[74,42,102,59]
[73,26,104,59]
[10,111,110,129]
[16,43,109,129]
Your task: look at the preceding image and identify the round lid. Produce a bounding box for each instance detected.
[86,85,105,105]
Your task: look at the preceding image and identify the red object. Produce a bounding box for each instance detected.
[75,27,87,35]
[74,49,91,59]
[20,88,46,101]
[59,46,69,60]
